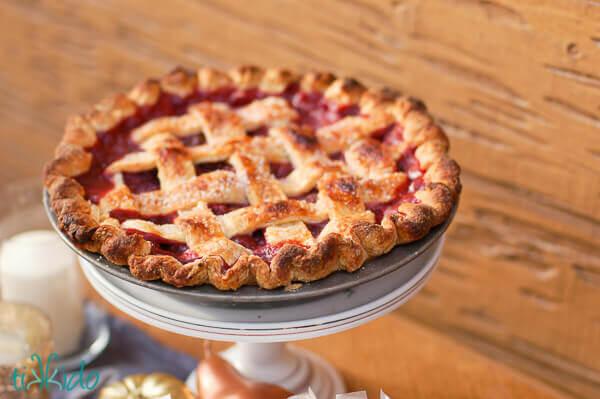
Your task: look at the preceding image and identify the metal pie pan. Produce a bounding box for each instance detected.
[44,190,456,304]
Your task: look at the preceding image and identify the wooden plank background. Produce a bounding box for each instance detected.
[1,0,598,397]
[86,282,572,399]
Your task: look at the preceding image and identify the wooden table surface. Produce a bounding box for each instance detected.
[86,280,571,399]
[2,0,599,397]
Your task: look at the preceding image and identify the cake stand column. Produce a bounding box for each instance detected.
[186,341,346,397]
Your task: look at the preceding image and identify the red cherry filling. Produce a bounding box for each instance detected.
[232,230,266,251]
[291,91,360,129]
[269,162,294,179]
[366,149,426,223]
[76,85,361,206]
[126,229,199,264]
[383,124,405,146]
[110,209,177,225]
[229,88,267,107]
[338,104,360,118]
[366,190,422,224]
[77,84,428,239]
[247,126,269,137]
[180,133,206,147]
[122,169,161,194]
[75,115,145,203]
[195,161,235,175]
[363,122,428,223]
[76,89,257,204]
[75,166,114,204]
[230,220,326,264]
[208,203,248,215]
[370,124,397,142]
[328,152,345,162]
[221,239,308,273]
[290,188,318,203]
[91,117,146,166]
[196,87,237,104]
[305,221,328,238]
[408,176,426,192]
[141,92,191,118]
[397,147,423,178]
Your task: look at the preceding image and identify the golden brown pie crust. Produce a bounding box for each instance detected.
[44,65,461,290]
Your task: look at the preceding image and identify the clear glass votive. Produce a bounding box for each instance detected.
[0,302,52,399]
[0,179,85,357]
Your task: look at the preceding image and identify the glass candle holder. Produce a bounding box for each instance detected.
[0,179,85,356]
[0,302,52,399]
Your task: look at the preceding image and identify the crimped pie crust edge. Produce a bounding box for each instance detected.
[43,65,461,290]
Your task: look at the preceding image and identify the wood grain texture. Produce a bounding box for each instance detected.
[0,0,599,397]
[404,174,600,398]
[84,280,572,399]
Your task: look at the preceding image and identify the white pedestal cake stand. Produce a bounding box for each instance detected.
[77,236,444,398]
[46,188,452,398]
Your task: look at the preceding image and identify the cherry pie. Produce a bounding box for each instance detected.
[44,66,461,290]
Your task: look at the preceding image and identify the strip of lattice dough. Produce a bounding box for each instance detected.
[136,170,246,215]
[120,204,252,266]
[264,221,316,246]
[316,108,395,153]
[189,102,247,143]
[106,137,288,174]
[176,203,250,265]
[229,151,287,204]
[219,201,326,238]
[130,97,296,144]
[141,133,196,191]
[235,97,298,129]
[343,138,408,203]
[187,137,288,164]
[121,219,186,242]
[316,172,374,238]
[98,173,137,218]
[225,149,322,244]
[270,126,345,196]
[130,113,205,143]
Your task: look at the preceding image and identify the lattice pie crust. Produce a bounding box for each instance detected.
[44,66,460,290]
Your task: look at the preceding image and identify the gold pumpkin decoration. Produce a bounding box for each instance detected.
[99,372,194,399]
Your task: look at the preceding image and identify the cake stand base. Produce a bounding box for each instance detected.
[78,232,444,397]
[185,342,345,397]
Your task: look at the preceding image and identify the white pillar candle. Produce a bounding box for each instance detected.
[0,331,29,365]
[0,230,84,356]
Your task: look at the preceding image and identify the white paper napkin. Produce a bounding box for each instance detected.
[336,391,367,399]
[289,389,392,399]
[288,388,318,399]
